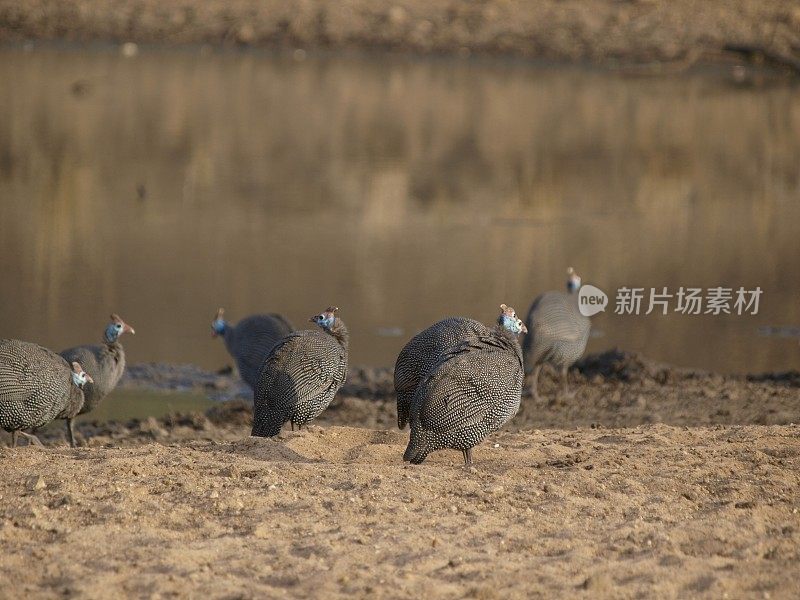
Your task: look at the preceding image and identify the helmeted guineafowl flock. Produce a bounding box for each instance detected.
[0,268,592,466]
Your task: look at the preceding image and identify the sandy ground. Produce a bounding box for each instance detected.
[1,425,799,598]
[1,0,800,69]
[1,352,799,597]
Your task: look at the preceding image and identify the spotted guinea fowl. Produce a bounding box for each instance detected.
[0,338,93,447]
[60,314,135,447]
[523,267,591,402]
[212,308,295,390]
[403,304,527,467]
[394,317,490,430]
[252,307,348,437]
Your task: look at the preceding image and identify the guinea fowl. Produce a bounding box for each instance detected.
[523,267,591,402]
[0,338,92,447]
[394,317,489,430]
[212,308,295,390]
[403,304,527,467]
[252,307,348,437]
[60,314,135,447]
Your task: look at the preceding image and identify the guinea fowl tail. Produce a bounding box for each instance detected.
[251,418,284,438]
[396,391,412,430]
[403,434,430,464]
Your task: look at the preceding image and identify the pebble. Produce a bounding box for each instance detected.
[220,465,240,478]
[25,475,46,492]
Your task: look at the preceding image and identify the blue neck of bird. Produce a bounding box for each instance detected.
[212,319,227,335]
[104,325,120,344]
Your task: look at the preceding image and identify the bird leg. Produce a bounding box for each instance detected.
[528,365,542,402]
[66,418,77,448]
[290,422,295,432]
[462,448,473,468]
[11,431,17,448]
[17,431,44,447]
[561,366,576,399]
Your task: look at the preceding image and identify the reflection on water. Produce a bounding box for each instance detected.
[30,389,214,425]
[77,389,214,422]
[1,47,798,374]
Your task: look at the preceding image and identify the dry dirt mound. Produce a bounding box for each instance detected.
[0,425,798,598]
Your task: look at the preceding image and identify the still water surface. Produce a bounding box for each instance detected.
[1,47,798,374]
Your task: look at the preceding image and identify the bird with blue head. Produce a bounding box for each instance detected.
[210,307,294,390]
[1,338,94,447]
[105,314,135,342]
[252,306,348,437]
[403,303,527,467]
[310,308,337,330]
[523,267,591,403]
[59,313,135,446]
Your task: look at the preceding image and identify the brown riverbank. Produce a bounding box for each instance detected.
[2,0,800,71]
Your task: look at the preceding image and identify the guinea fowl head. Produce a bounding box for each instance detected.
[498,304,527,335]
[104,314,135,343]
[310,306,339,331]
[566,267,582,294]
[211,308,227,337]
[71,362,94,388]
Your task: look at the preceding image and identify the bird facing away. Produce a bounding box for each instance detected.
[212,308,295,390]
[523,267,591,402]
[252,307,348,437]
[0,338,92,447]
[394,317,490,430]
[60,314,135,447]
[403,304,527,467]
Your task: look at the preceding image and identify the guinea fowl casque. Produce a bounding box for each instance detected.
[394,317,489,430]
[252,307,348,437]
[523,267,591,402]
[403,304,527,467]
[60,314,135,447]
[0,338,92,447]
[212,308,295,390]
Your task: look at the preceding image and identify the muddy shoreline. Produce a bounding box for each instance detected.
[2,0,800,72]
[25,349,800,448]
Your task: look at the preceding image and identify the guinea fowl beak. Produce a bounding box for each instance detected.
[520,323,528,334]
[125,325,135,335]
[85,373,94,384]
